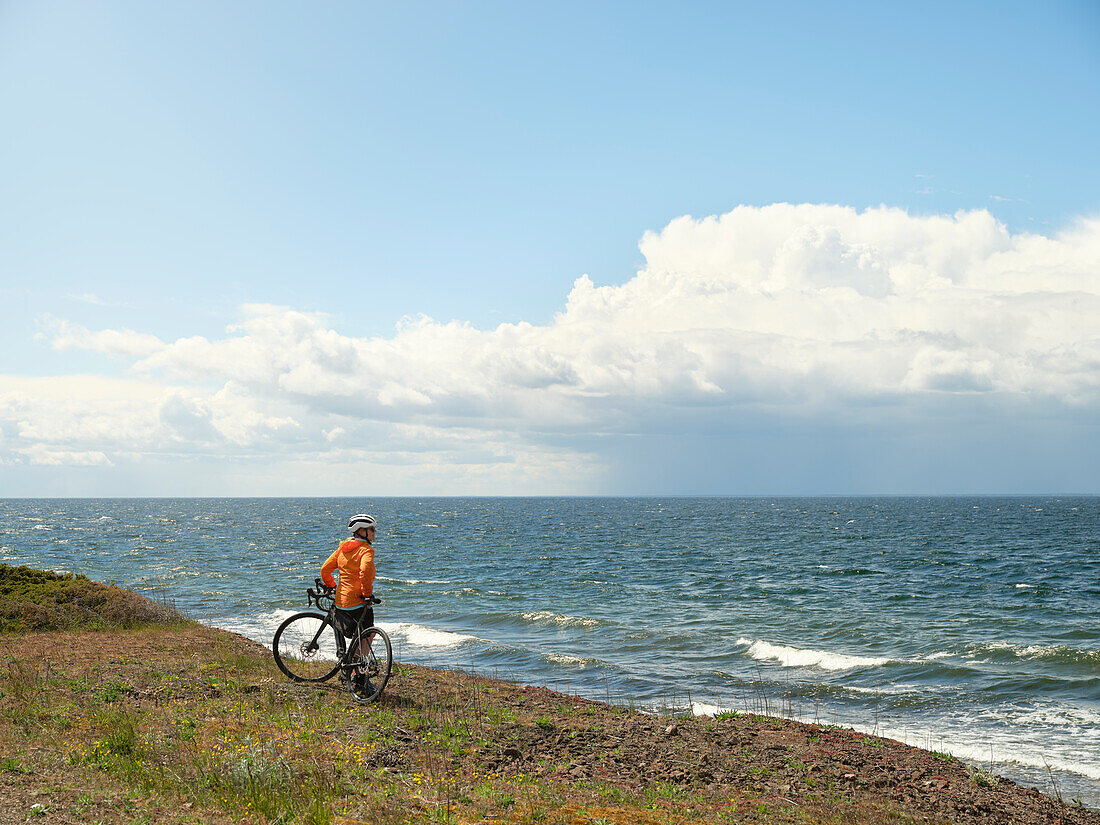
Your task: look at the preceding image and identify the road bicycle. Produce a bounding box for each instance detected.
[272,579,393,703]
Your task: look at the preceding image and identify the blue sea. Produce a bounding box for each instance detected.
[3,496,1098,806]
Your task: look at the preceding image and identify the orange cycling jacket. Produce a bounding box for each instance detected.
[320,539,375,608]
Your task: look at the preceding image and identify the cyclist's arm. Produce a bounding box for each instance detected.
[359,551,375,600]
[320,548,340,589]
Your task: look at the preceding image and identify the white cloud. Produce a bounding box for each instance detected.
[38,315,165,357]
[9,204,1100,492]
[20,444,114,467]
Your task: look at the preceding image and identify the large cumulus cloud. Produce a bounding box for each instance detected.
[5,204,1099,492]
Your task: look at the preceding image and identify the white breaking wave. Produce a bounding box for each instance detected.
[975,641,1100,663]
[521,610,601,628]
[692,701,745,717]
[738,638,890,671]
[216,608,300,643]
[845,684,922,696]
[544,652,598,668]
[988,705,1100,730]
[376,576,451,585]
[921,651,953,661]
[378,621,482,649]
[214,612,483,652]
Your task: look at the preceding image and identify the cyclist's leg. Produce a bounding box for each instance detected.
[348,606,378,691]
[355,606,376,663]
[334,605,366,682]
[333,606,362,681]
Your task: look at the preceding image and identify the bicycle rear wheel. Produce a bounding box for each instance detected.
[272,612,342,682]
[347,626,392,704]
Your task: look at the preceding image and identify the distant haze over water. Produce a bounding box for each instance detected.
[4,496,1098,807]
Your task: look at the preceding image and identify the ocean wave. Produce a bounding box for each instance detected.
[970,641,1100,665]
[378,622,482,649]
[521,611,602,628]
[816,567,883,576]
[921,651,954,661]
[215,608,300,642]
[844,684,922,696]
[985,704,1100,730]
[377,575,451,585]
[544,652,601,669]
[738,638,890,671]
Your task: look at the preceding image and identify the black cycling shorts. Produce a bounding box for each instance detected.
[333,605,374,638]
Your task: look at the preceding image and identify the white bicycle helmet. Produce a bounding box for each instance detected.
[348,513,377,534]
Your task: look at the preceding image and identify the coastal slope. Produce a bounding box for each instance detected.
[0,569,1096,824]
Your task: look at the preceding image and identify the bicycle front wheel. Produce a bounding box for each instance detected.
[272,612,342,682]
[347,626,393,704]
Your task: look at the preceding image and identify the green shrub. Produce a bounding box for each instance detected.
[0,564,187,633]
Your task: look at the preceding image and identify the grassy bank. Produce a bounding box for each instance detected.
[1,568,1096,825]
[0,563,186,633]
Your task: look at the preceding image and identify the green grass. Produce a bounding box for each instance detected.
[968,766,999,787]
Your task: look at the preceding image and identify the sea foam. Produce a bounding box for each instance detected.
[377,575,451,585]
[738,638,890,671]
[521,611,601,628]
[378,621,482,649]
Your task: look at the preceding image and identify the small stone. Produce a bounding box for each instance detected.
[665,724,679,736]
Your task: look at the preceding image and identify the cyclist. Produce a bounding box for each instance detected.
[321,513,377,686]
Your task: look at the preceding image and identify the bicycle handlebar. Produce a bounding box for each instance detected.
[305,580,381,608]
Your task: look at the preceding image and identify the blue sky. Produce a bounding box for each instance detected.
[1,1,1098,495]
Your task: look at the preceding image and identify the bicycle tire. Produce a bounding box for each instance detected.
[272,612,343,682]
[346,626,393,704]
